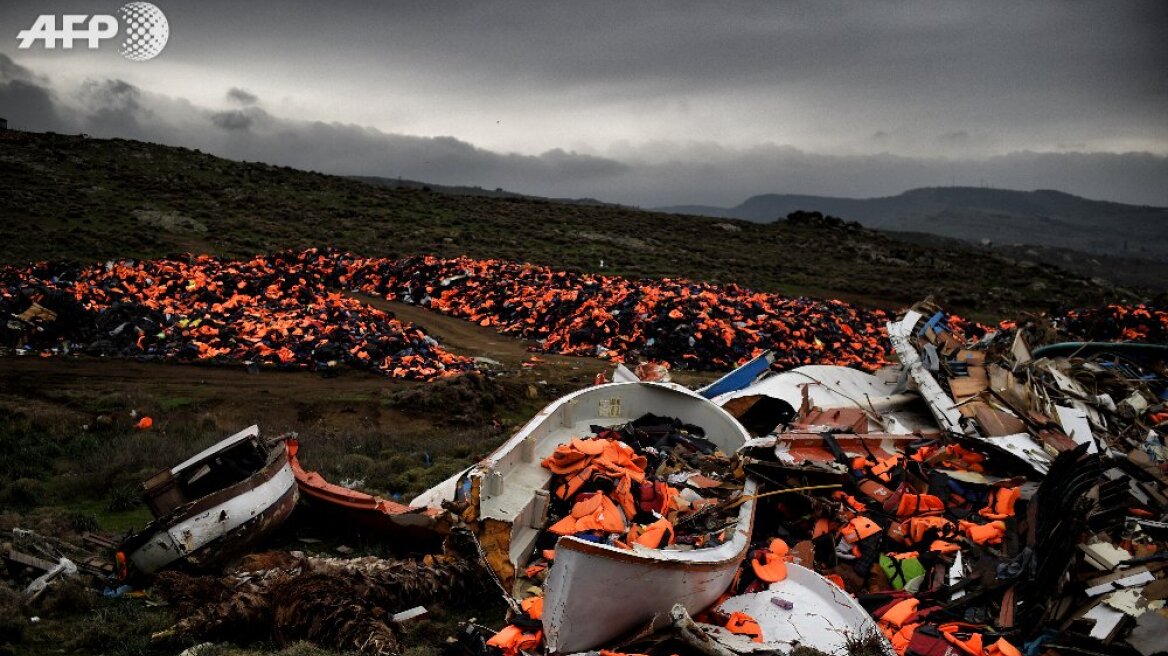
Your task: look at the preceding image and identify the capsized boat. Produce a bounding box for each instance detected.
[120,425,298,575]
[700,562,894,656]
[288,438,451,551]
[412,381,758,654]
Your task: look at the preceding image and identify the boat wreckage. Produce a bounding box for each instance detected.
[118,425,298,576]
[413,380,758,653]
[289,438,452,551]
[9,299,1166,656]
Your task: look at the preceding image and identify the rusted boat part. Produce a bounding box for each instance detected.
[288,438,451,550]
[700,563,894,656]
[120,425,298,575]
[411,381,758,654]
[773,431,922,472]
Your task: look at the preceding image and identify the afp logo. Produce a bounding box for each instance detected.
[16,2,169,62]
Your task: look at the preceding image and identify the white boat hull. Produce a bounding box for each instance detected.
[124,433,298,575]
[703,563,893,656]
[543,476,757,653]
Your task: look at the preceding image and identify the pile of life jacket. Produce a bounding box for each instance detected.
[6,249,1165,380]
[0,252,471,381]
[524,413,744,573]
[713,428,1048,656]
[317,251,894,371]
[1053,304,1168,344]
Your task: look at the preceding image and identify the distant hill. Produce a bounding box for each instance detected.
[659,187,1168,261]
[352,175,612,207]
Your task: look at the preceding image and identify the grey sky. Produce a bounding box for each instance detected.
[2,1,1166,206]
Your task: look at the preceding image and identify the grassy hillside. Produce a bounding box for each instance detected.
[352,175,612,206]
[0,131,1138,319]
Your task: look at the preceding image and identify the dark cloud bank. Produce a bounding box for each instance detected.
[2,54,1165,208]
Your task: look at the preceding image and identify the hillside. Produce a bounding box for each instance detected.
[659,187,1168,262]
[352,175,612,206]
[0,131,1139,319]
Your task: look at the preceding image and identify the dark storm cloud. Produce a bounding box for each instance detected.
[226,87,258,105]
[211,107,267,131]
[0,54,629,192]
[0,0,1163,207]
[187,0,1162,95]
[229,121,631,189]
[2,49,1164,207]
[76,79,150,135]
[231,2,1164,115]
[108,0,1163,157]
[0,54,65,132]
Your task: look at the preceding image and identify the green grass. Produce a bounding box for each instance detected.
[57,500,154,535]
[158,395,201,411]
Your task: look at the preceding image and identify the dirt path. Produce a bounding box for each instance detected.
[352,293,582,368]
[356,294,719,387]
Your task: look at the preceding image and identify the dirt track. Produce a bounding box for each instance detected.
[354,293,583,367]
[360,294,717,387]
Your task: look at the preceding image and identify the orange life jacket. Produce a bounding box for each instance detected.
[895,493,946,518]
[841,516,882,543]
[905,516,956,544]
[520,596,543,620]
[880,597,920,628]
[978,487,1020,520]
[548,493,626,535]
[986,637,1022,656]
[937,623,984,656]
[486,625,542,656]
[751,538,790,583]
[627,518,675,549]
[726,612,764,643]
[889,622,920,655]
[959,520,1006,545]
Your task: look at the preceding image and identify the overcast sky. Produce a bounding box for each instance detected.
[2,0,1166,206]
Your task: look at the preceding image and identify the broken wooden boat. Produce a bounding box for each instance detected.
[701,562,893,655]
[119,425,298,575]
[412,381,758,654]
[288,438,451,551]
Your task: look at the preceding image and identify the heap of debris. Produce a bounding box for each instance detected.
[3,528,117,601]
[152,545,488,655]
[2,248,892,375]
[5,291,1168,656]
[703,299,1168,656]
